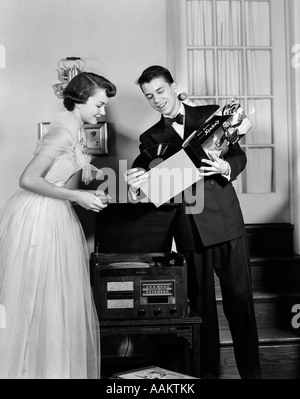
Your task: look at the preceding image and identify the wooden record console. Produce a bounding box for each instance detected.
[94,202,179,253]
[92,251,188,321]
[93,202,188,320]
[92,202,202,378]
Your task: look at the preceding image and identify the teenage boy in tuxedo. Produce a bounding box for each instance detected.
[125,65,261,379]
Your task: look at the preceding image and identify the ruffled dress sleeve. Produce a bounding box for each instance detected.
[33,122,102,186]
[73,141,103,185]
[33,126,74,160]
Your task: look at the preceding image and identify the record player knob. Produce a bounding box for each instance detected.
[169,307,177,315]
[138,308,146,316]
[154,308,161,315]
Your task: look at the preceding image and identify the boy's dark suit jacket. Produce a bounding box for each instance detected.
[138,103,246,250]
[137,103,261,379]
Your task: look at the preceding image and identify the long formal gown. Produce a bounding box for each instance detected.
[0,112,102,379]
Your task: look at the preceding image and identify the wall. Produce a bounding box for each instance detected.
[0,0,167,203]
[0,0,168,251]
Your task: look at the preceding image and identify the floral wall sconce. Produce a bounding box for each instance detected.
[0,44,6,68]
[52,57,86,98]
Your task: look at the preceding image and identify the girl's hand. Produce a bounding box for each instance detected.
[74,190,108,212]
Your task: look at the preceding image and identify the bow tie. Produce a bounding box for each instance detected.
[164,113,184,127]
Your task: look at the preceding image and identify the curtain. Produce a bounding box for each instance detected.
[186,0,273,193]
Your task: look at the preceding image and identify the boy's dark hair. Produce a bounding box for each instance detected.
[63,72,117,111]
[136,65,174,86]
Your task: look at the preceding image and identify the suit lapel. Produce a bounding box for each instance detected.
[150,117,183,148]
[183,104,207,140]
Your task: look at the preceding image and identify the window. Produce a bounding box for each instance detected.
[185,0,274,194]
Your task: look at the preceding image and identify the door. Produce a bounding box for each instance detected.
[167,0,290,223]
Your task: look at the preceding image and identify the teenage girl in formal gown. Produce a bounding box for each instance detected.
[0,72,116,379]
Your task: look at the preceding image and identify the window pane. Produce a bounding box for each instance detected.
[216,0,242,46]
[233,171,246,194]
[217,50,243,95]
[247,50,271,95]
[247,99,273,144]
[187,0,214,46]
[188,50,215,95]
[248,148,273,193]
[218,98,245,108]
[245,0,270,46]
[182,0,278,198]
[188,98,216,106]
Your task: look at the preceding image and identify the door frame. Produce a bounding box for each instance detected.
[287,0,300,254]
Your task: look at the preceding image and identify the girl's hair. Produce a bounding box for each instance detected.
[63,72,117,111]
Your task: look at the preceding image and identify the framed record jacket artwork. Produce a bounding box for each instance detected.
[38,121,109,155]
[38,122,51,139]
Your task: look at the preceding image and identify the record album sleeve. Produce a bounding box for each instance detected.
[139,149,203,207]
[182,99,252,160]
[112,365,200,379]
